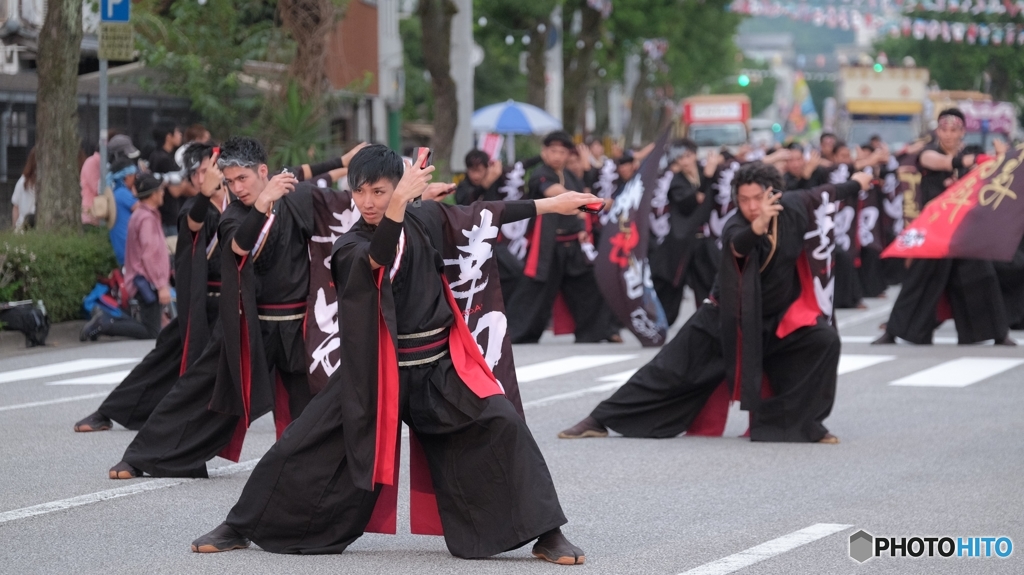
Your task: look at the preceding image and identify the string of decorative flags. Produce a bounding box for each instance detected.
[729,0,1024,45]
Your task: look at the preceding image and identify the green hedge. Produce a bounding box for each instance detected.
[1,229,118,323]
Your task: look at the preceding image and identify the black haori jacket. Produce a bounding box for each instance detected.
[211,184,357,461]
[330,200,527,536]
[174,195,228,374]
[718,182,859,410]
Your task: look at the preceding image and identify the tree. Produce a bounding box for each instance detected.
[561,0,604,134]
[134,0,280,137]
[278,0,339,98]
[474,0,556,108]
[418,0,459,175]
[35,0,84,230]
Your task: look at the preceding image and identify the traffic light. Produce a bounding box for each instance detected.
[772,123,782,133]
[738,74,750,87]
[873,63,884,73]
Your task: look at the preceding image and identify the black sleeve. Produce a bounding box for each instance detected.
[233,209,269,253]
[729,224,762,256]
[500,200,537,224]
[187,193,212,226]
[368,217,404,267]
[284,157,344,182]
[833,180,862,203]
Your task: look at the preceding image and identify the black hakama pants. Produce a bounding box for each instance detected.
[994,240,1024,330]
[886,258,1009,344]
[833,247,863,309]
[591,304,839,442]
[653,277,687,327]
[122,319,312,478]
[685,237,719,306]
[508,240,616,343]
[857,247,889,298]
[226,355,567,558]
[98,298,219,429]
[97,317,183,429]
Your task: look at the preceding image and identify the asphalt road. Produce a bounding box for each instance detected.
[1,289,1022,575]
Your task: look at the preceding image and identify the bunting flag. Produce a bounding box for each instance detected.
[593,130,670,347]
[881,144,1024,261]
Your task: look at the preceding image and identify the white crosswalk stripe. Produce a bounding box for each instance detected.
[514,354,638,383]
[0,359,140,385]
[890,357,1024,388]
[46,370,134,386]
[837,354,894,375]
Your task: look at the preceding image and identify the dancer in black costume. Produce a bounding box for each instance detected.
[191,146,590,565]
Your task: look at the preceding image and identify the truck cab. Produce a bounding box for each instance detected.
[681,95,751,156]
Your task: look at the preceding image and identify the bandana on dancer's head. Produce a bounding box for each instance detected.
[217,136,267,170]
[938,108,966,130]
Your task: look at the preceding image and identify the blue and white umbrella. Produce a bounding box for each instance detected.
[472,100,562,162]
[472,99,562,135]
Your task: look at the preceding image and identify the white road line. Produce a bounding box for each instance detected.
[522,369,637,409]
[47,370,133,386]
[890,357,1024,388]
[523,383,622,410]
[0,392,110,413]
[0,358,139,385]
[835,303,893,328]
[842,335,959,344]
[837,355,895,375]
[677,523,853,575]
[0,459,259,525]
[515,355,637,383]
[522,354,897,411]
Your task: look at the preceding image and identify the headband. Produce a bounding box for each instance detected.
[938,115,964,130]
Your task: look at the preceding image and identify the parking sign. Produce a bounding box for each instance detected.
[101,0,130,22]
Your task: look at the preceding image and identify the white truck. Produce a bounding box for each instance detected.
[836,65,930,149]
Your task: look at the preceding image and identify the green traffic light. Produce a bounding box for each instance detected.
[772,123,782,133]
[873,63,883,73]
[738,74,750,87]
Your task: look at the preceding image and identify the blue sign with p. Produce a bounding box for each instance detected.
[101,0,130,22]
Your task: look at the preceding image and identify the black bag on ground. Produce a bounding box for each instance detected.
[0,303,50,347]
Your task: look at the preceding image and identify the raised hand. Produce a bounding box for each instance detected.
[200,150,223,197]
[342,142,369,167]
[255,172,297,213]
[392,148,436,205]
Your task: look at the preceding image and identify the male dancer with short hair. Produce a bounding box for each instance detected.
[74,143,226,432]
[561,162,872,443]
[191,145,592,565]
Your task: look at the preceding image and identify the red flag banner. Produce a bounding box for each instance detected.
[882,144,1024,262]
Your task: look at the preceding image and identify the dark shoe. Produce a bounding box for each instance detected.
[818,433,840,444]
[79,313,106,342]
[74,411,112,432]
[191,523,251,553]
[109,461,142,479]
[871,332,896,345]
[995,336,1017,346]
[557,416,608,439]
[533,528,585,565]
